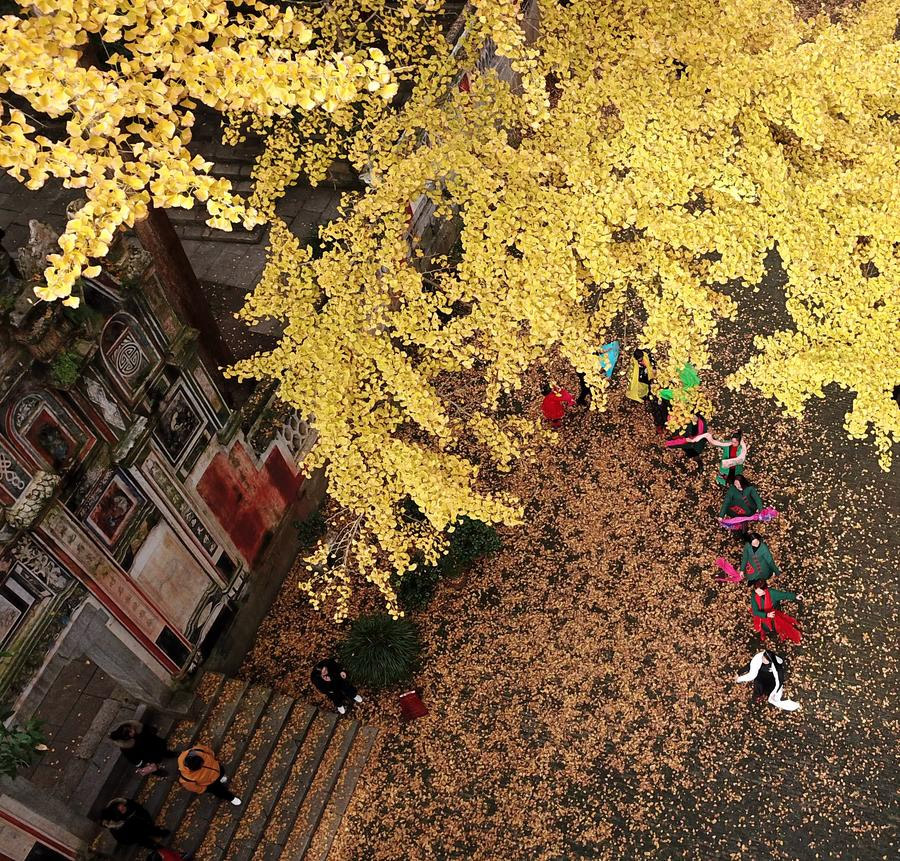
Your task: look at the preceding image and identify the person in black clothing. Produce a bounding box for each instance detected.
[576,370,589,407]
[109,720,176,777]
[680,413,709,469]
[311,659,363,715]
[100,798,169,849]
[649,390,671,436]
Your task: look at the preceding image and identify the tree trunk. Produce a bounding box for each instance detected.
[76,42,238,394]
[134,206,234,376]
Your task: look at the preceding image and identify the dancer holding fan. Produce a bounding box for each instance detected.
[719,475,763,522]
[741,533,781,582]
[677,427,748,485]
[749,580,804,644]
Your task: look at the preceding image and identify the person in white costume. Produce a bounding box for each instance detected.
[736,649,800,711]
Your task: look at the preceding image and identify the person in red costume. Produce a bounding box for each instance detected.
[749,580,804,644]
[541,382,575,429]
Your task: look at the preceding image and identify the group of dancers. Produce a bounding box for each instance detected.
[542,347,804,712]
[677,427,803,711]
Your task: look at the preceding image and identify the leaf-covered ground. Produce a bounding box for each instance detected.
[242,380,897,859]
[240,237,898,861]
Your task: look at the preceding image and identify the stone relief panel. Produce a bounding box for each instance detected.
[7,534,70,594]
[41,503,170,658]
[81,471,148,548]
[8,390,94,471]
[143,452,219,560]
[0,575,34,648]
[0,437,31,504]
[0,534,71,649]
[155,382,204,468]
[83,373,128,433]
[278,411,317,463]
[100,312,162,403]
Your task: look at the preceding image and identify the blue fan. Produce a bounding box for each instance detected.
[597,341,620,378]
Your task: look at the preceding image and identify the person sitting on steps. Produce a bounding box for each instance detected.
[100,798,169,850]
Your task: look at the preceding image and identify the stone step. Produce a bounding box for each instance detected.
[136,673,230,816]
[91,673,224,858]
[253,710,340,860]
[164,683,272,846]
[164,174,254,206]
[171,220,267,244]
[279,719,360,859]
[302,725,380,861]
[224,703,317,861]
[206,678,253,752]
[141,676,247,844]
[167,157,262,244]
[188,692,296,860]
[89,671,380,861]
[69,701,136,817]
[112,710,179,805]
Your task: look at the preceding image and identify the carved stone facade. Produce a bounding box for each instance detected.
[0,220,307,709]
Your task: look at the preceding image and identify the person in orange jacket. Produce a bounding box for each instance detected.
[176,744,241,806]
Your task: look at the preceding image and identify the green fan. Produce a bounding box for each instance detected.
[679,363,701,388]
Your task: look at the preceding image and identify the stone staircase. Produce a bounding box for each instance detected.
[167,140,266,245]
[95,672,379,861]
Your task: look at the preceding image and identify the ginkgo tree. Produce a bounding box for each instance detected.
[230,0,899,619]
[0,0,398,305]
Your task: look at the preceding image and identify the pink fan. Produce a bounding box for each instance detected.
[719,507,779,529]
[715,557,742,583]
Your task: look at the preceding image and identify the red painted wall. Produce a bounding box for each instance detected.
[196,443,302,565]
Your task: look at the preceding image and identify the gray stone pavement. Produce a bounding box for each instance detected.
[18,659,138,816]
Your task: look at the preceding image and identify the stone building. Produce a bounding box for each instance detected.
[0,219,315,858]
[0,4,537,854]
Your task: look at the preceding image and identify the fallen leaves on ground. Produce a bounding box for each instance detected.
[241,360,898,859]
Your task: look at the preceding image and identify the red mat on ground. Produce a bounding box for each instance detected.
[399,690,428,722]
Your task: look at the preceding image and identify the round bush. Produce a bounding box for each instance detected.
[338,614,420,689]
[393,565,441,612]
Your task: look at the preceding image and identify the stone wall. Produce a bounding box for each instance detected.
[0,219,313,711]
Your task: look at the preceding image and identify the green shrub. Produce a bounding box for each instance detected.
[391,517,502,612]
[392,564,441,613]
[0,710,46,779]
[338,614,420,689]
[294,508,326,548]
[49,351,81,387]
[439,516,502,578]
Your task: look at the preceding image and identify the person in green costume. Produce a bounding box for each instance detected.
[750,580,804,643]
[683,428,747,485]
[719,475,763,520]
[741,533,780,582]
[713,429,747,486]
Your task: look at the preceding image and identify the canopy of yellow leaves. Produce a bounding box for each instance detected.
[232,0,899,618]
[0,0,397,302]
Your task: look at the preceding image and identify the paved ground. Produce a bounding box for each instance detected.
[19,660,136,816]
